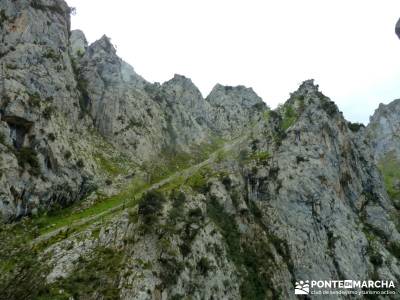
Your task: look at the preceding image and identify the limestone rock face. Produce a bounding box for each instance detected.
[367,99,400,161]
[159,74,212,147]
[69,29,87,59]
[366,98,400,209]
[33,81,400,299]
[239,80,400,293]
[0,0,98,221]
[206,84,266,137]
[72,32,268,161]
[72,34,168,161]
[0,0,268,220]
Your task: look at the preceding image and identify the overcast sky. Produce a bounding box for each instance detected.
[66,0,400,124]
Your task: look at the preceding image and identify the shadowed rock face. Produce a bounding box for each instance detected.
[0,0,96,221]
[367,99,400,162]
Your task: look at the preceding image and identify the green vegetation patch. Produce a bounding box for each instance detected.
[42,106,55,120]
[144,137,224,184]
[320,97,338,117]
[0,132,5,145]
[93,152,124,176]
[248,151,271,164]
[167,190,187,224]
[71,59,90,115]
[185,167,212,193]
[143,150,194,184]
[263,111,271,123]
[0,223,47,300]
[207,195,290,299]
[281,105,297,131]
[207,197,270,299]
[138,190,166,232]
[378,151,400,208]
[348,122,365,132]
[27,92,41,108]
[32,177,148,235]
[37,246,124,300]
[15,147,40,176]
[43,48,61,62]
[197,256,215,276]
[0,9,8,25]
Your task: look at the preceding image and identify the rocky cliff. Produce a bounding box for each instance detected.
[0,0,266,221]
[367,99,400,212]
[1,1,400,299]
[0,0,98,221]
[367,100,400,162]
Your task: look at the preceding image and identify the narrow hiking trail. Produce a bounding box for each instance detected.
[32,134,247,245]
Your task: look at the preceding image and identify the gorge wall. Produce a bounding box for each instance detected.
[1,1,400,299]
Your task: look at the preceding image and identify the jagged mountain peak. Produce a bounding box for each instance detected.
[168,73,193,83]
[89,34,116,55]
[372,98,400,116]
[69,29,87,58]
[159,74,206,122]
[208,83,258,95]
[206,83,265,109]
[296,78,319,93]
[162,74,203,98]
[286,79,322,104]
[278,78,344,124]
[72,31,147,87]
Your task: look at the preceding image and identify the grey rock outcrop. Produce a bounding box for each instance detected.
[0,0,98,221]
[367,99,400,162]
[206,84,266,137]
[69,29,87,59]
[71,30,268,160]
[241,80,400,293]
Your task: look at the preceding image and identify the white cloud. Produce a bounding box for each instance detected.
[66,0,400,124]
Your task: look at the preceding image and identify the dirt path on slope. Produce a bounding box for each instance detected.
[33,135,246,245]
